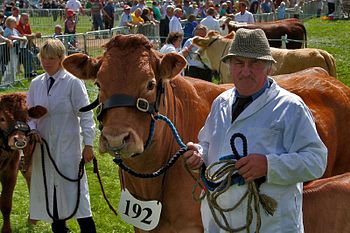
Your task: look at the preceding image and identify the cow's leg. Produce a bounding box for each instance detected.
[0,167,19,233]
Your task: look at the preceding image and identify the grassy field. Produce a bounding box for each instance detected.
[0,17,349,232]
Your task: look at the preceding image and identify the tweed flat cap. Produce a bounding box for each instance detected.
[221,28,276,63]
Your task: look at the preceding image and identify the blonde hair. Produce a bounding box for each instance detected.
[5,16,16,28]
[38,39,66,61]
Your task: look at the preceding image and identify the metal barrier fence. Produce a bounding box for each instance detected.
[0,23,161,88]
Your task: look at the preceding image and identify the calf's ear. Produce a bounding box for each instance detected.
[62,53,101,80]
[159,53,187,80]
[28,106,47,119]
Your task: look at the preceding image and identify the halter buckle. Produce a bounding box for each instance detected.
[136,98,149,112]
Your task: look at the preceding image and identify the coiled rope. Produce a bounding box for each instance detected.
[191,133,278,233]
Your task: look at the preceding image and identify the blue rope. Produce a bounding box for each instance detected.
[114,113,188,178]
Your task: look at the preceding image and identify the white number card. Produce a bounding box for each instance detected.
[118,189,162,231]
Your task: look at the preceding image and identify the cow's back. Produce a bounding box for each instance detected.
[275,67,350,177]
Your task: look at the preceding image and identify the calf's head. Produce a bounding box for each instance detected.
[0,93,47,150]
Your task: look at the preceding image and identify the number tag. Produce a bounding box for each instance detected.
[118,189,162,231]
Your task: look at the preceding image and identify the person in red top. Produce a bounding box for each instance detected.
[16,13,41,78]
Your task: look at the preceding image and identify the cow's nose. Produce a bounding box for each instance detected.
[103,132,130,151]
[14,137,27,149]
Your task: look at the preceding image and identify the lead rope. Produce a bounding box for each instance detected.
[40,139,84,221]
[187,133,277,233]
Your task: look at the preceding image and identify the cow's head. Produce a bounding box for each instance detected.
[193,31,234,70]
[0,93,47,150]
[62,34,187,158]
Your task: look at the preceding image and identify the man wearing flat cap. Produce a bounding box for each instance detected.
[184,28,327,232]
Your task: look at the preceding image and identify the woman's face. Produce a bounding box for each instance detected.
[40,56,62,76]
[8,21,16,29]
[173,37,182,48]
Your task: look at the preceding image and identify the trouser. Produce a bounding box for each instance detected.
[2,48,18,84]
[19,48,33,77]
[51,187,96,233]
[185,66,213,82]
[328,2,335,15]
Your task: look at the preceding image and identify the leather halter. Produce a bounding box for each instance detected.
[0,121,30,151]
[80,82,165,122]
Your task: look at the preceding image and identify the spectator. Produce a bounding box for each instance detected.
[64,9,77,48]
[249,0,260,14]
[183,0,194,18]
[169,7,183,34]
[0,13,5,31]
[183,28,327,233]
[183,14,198,41]
[200,7,221,33]
[2,16,27,84]
[276,1,286,19]
[102,0,115,29]
[27,38,97,233]
[159,5,174,44]
[11,6,20,22]
[141,7,152,22]
[261,0,275,13]
[0,14,13,78]
[131,8,144,25]
[159,31,183,54]
[119,5,133,27]
[234,1,255,23]
[65,0,85,22]
[4,1,14,17]
[90,0,104,31]
[152,1,162,21]
[16,13,41,78]
[132,0,146,12]
[182,25,213,81]
[53,24,63,37]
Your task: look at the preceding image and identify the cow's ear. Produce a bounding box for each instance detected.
[192,36,211,48]
[225,31,235,39]
[28,105,47,119]
[62,53,101,80]
[159,53,187,80]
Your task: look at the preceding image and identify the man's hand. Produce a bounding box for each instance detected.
[235,154,267,182]
[183,142,204,170]
[82,145,94,163]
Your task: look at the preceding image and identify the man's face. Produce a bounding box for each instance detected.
[228,57,270,96]
[20,15,29,24]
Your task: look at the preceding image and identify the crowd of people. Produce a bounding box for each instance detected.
[1,0,325,85]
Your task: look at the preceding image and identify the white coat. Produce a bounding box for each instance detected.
[27,69,96,223]
[198,78,327,233]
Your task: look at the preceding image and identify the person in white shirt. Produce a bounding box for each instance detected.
[27,39,96,233]
[182,25,213,81]
[200,7,221,33]
[234,1,255,23]
[169,7,184,34]
[183,28,327,233]
[159,31,183,54]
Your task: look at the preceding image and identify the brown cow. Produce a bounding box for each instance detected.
[193,31,337,83]
[303,173,350,233]
[0,93,46,233]
[62,34,350,232]
[225,18,307,49]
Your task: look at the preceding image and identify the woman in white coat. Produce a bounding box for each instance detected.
[27,39,96,233]
[183,28,327,233]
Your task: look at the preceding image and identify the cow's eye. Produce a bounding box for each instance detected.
[147,81,156,91]
[0,117,5,122]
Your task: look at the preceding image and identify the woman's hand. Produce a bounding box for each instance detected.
[183,142,204,170]
[82,145,94,163]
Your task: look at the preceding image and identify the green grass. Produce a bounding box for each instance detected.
[0,17,349,232]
